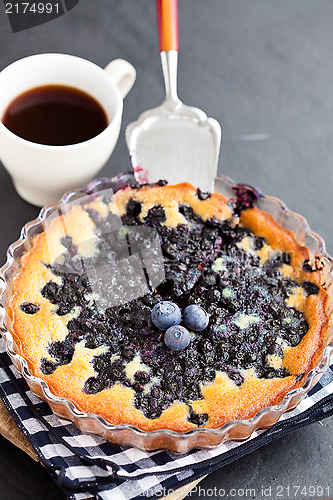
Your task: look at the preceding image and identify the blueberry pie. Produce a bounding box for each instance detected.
[9,181,330,432]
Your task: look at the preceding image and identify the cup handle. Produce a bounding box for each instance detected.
[104,59,136,99]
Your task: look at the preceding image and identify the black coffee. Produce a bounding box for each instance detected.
[2,85,108,146]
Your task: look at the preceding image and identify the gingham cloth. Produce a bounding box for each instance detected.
[0,337,332,500]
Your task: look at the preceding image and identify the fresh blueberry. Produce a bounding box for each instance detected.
[151,301,181,330]
[164,325,191,351]
[183,304,209,331]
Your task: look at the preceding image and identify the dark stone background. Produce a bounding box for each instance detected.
[0,1,332,499]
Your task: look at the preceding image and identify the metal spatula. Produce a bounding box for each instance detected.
[126,0,221,192]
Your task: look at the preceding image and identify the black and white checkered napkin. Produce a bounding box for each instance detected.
[0,337,332,500]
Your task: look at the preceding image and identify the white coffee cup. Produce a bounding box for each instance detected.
[0,53,136,206]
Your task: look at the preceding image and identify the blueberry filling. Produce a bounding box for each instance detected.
[303,257,325,273]
[134,370,151,384]
[38,193,316,423]
[41,276,86,316]
[145,205,166,224]
[126,199,142,217]
[196,188,211,201]
[48,339,75,365]
[303,260,315,273]
[302,281,320,296]
[40,358,57,375]
[233,185,260,213]
[187,406,209,426]
[179,204,203,224]
[20,302,39,314]
[85,376,103,394]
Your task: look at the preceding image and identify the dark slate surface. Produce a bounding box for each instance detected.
[0,1,332,499]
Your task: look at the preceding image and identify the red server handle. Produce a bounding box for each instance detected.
[156,0,179,52]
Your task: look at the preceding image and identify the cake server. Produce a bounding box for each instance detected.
[126,0,221,192]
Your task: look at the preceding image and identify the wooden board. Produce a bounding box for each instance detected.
[164,477,206,500]
[0,398,204,499]
[0,399,38,461]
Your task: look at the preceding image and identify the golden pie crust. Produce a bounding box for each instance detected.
[8,183,330,432]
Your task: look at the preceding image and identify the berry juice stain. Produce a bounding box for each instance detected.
[2,85,108,146]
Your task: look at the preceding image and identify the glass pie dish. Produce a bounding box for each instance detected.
[0,172,332,453]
